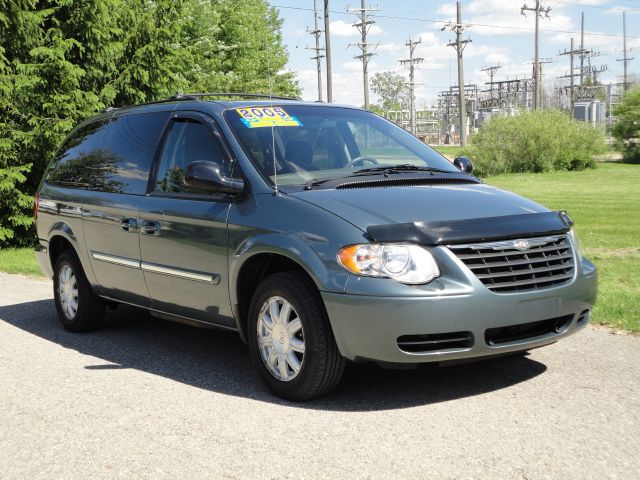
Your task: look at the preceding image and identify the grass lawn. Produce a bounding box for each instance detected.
[433,145,464,158]
[1,164,638,331]
[488,162,640,332]
[0,247,43,277]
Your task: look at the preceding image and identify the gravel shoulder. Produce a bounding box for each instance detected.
[1,273,638,479]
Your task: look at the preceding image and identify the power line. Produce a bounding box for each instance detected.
[552,0,640,12]
[347,1,379,110]
[272,4,640,40]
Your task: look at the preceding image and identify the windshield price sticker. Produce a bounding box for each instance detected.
[236,107,302,128]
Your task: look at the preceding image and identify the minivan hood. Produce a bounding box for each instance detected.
[289,183,549,232]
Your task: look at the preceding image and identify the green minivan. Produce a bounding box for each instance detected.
[35,94,597,400]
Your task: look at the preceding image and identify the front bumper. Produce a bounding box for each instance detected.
[322,252,598,363]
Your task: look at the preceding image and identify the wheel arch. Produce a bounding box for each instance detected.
[47,222,99,289]
[230,242,336,344]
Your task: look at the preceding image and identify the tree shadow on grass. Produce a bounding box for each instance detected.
[0,299,546,411]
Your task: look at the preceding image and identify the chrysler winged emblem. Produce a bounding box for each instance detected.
[512,239,530,251]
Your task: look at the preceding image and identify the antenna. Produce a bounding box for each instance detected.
[264,28,278,195]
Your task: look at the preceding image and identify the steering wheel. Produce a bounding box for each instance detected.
[345,156,379,168]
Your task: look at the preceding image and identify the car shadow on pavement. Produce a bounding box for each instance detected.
[0,299,547,411]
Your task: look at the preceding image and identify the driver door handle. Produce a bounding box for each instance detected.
[120,218,138,232]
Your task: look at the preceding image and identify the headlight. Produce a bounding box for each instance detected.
[568,228,582,260]
[337,244,440,284]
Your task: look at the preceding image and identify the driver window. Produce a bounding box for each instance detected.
[155,118,229,194]
[279,119,347,172]
[346,121,423,166]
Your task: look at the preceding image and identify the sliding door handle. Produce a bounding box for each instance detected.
[141,220,161,236]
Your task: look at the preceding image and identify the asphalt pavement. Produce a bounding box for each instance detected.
[1,272,638,479]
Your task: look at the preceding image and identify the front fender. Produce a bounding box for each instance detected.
[228,232,350,309]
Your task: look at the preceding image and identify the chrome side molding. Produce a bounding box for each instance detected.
[91,252,219,284]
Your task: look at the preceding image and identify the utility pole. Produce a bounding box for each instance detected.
[521,1,551,110]
[617,11,634,92]
[323,0,333,102]
[533,57,553,107]
[306,0,325,101]
[580,12,585,86]
[481,64,501,102]
[558,38,582,108]
[347,0,379,110]
[443,1,471,146]
[399,37,424,136]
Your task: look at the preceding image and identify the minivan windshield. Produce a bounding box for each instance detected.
[224,105,457,186]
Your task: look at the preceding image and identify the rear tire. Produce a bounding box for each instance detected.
[53,250,105,332]
[248,271,345,401]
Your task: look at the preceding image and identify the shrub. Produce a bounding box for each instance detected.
[462,109,605,176]
[612,86,640,164]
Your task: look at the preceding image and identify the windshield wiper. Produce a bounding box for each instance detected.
[353,164,455,175]
[304,178,319,190]
[303,165,458,190]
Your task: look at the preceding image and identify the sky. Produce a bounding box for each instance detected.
[270,0,640,107]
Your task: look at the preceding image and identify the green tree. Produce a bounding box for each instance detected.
[0,0,298,247]
[189,0,298,96]
[1,0,106,245]
[612,86,640,164]
[370,71,409,113]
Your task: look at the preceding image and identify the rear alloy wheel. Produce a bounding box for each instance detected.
[248,271,345,401]
[53,250,105,332]
[58,264,79,320]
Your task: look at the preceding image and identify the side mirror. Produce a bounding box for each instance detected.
[184,161,244,195]
[453,156,473,174]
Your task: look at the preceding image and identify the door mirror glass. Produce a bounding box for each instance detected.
[453,156,473,174]
[184,161,244,194]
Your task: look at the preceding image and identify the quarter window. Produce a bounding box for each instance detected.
[46,120,109,188]
[46,111,170,194]
[154,118,229,194]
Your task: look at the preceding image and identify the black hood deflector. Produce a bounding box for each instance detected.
[366,211,573,245]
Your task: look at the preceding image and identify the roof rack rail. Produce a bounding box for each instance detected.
[97,92,301,114]
[171,92,300,101]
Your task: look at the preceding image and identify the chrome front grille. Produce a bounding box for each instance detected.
[449,235,575,293]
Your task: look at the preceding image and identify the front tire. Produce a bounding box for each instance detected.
[53,250,105,332]
[248,271,345,401]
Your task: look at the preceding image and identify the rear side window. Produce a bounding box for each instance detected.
[46,120,110,188]
[154,118,230,195]
[99,112,171,194]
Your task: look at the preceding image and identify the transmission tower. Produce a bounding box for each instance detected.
[347,1,379,109]
[399,38,424,136]
[521,1,551,110]
[481,64,502,101]
[306,0,325,102]
[443,1,472,146]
